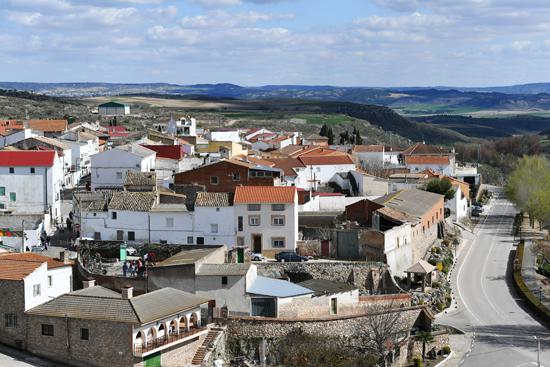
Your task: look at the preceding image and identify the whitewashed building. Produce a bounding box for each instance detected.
[90,144,156,190]
[234,186,298,257]
[193,192,236,248]
[60,130,100,183]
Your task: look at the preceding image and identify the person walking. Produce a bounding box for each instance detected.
[122,262,128,277]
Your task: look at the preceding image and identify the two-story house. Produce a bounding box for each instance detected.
[0,252,72,349]
[173,159,282,193]
[60,130,100,183]
[193,192,235,248]
[0,150,63,222]
[234,186,298,258]
[90,144,156,190]
[402,142,456,176]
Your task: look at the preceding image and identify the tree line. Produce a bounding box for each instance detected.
[319,124,363,145]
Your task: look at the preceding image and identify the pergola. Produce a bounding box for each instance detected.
[405,259,437,292]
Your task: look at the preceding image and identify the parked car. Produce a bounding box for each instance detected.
[472,208,481,217]
[251,253,266,262]
[275,251,308,262]
[126,246,138,256]
[472,202,484,208]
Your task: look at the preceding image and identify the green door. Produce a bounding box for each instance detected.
[119,244,127,261]
[144,352,161,367]
[237,248,244,263]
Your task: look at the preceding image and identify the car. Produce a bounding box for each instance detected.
[275,251,308,262]
[126,246,138,256]
[251,253,266,262]
[472,202,484,208]
[471,209,481,217]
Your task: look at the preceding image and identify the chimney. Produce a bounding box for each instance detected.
[59,251,70,264]
[82,279,95,288]
[122,287,134,299]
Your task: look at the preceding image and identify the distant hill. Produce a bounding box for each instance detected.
[4,81,550,113]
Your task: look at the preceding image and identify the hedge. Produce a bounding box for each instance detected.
[512,242,550,321]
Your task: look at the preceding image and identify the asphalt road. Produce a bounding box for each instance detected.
[439,188,550,366]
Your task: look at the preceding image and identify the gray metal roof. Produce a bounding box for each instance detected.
[298,279,357,296]
[116,144,156,158]
[123,171,156,187]
[196,263,250,276]
[247,276,313,298]
[26,286,207,325]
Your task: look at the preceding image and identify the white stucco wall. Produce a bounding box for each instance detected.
[383,223,414,276]
[90,149,155,189]
[193,207,236,248]
[295,164,356,190]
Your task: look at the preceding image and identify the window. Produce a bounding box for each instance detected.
[80,328,89,341]
[196,237,204,245]
[187,236,194,244]
[0,204,4,209]
[30,167,35,174]
[4,314,17,328]
[249,216,260,226]
[33,284,41,297]
[166,218,174,228]
[48,276,52,287]
[221,276,228,286]
[128,232,135,241]
[116,230,124,241]
[330,298,338,315]
[9,167,14,174]
[272,216,285,226]
[210,176,219,185]
[9,192,16,202]
[41,324,54,336]
[271,204,285,211]
[116,172,123,179]
[238,216,243,232]
[0,187,4,196]
[232,172,240,181]
[247,204,261,211]
[272,238,285,248]
[211,224,218,233]
[94,232,101,240]
[111,211,117,220]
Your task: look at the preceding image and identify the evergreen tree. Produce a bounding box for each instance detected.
[355,130,363,145]
[327,127,334,145]
[319,124,328,137]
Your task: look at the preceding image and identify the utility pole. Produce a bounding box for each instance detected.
[21,219,25,253]
[534,336,540,367]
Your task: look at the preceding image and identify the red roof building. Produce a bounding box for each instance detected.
[0,150,56,166]
[234,186,297,204]
[141,145,185,160]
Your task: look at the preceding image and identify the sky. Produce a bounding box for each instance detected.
[1,0,550,86]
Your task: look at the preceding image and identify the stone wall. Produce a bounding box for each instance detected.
[0,280,26,348]
[159,334,206,367]
[26,315,135,367]
[408,331,450,360]
[256,261,401,294]
[76,256,147,293]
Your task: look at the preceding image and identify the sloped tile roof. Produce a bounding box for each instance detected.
[123,171,156,187]
[405,156,450,165]
[0,150,56,167]
[353,145,385,153]
[26,286,207,324]
[27,119,67,132]
[405,260,436,274]
[234,186,296,204]
[0,252,70,270]
[266,158,304,177]
[196,263,251,276]
[0,260,43,280]
[402,142,450,155]
[195,192,233,207]
[108,191,157,212]
[299,155,354,166]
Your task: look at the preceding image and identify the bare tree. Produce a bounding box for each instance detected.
[533,239,550,264]
[353,303,410,366]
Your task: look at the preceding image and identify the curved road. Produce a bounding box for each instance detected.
[439,188,550,366]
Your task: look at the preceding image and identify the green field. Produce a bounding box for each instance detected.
[221,111,353,125]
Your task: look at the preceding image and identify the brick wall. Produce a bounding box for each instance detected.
[345,199,384,226]
[174,161,275,193]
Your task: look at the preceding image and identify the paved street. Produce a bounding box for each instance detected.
[0,344,69,367]
[439,188,550,366]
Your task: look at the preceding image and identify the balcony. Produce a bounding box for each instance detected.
[133,326,207,357]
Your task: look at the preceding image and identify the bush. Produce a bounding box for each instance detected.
[442,345,451,355]
[436,302,447,312]
[432,281,441,288]
[413,357,423,367]
[436,262,444,272]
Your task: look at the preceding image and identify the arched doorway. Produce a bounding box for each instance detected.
[158,323,166,340]
[169,320,178,336]
[134,331,144,351]
[179,316,189,333]
[190,312,201,329]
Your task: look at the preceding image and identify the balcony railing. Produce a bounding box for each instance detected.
[134,326,206,355]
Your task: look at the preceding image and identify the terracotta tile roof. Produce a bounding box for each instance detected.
[0,252,71,280]
[304,134,329,141]
[123,171,156,187]
[285,145,322,158]
[299,155,354,166]
[246,156,276,167]
[266,158,304,177]
[27,119,68,132]
[402,142,450,155]
[298,147,345,157]
[195,192,233,207]
[234,186,296,204]
[353,145,385,153]
[0,150,56,166]
[141,145,184,160]
[405,156,450,165]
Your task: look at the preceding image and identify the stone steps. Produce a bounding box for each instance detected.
[191,330,221,366]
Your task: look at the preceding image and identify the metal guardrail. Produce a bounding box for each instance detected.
[134,327,206,355]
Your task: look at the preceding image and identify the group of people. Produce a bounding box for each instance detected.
[122,259,146,278]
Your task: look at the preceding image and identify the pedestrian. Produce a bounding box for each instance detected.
[130,261,136,277]
[122,262,128,277]
[45,236,50,250]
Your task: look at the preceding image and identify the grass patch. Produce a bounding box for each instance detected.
[293,113,353,125]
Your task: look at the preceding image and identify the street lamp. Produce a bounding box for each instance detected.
[534,336,541,367]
